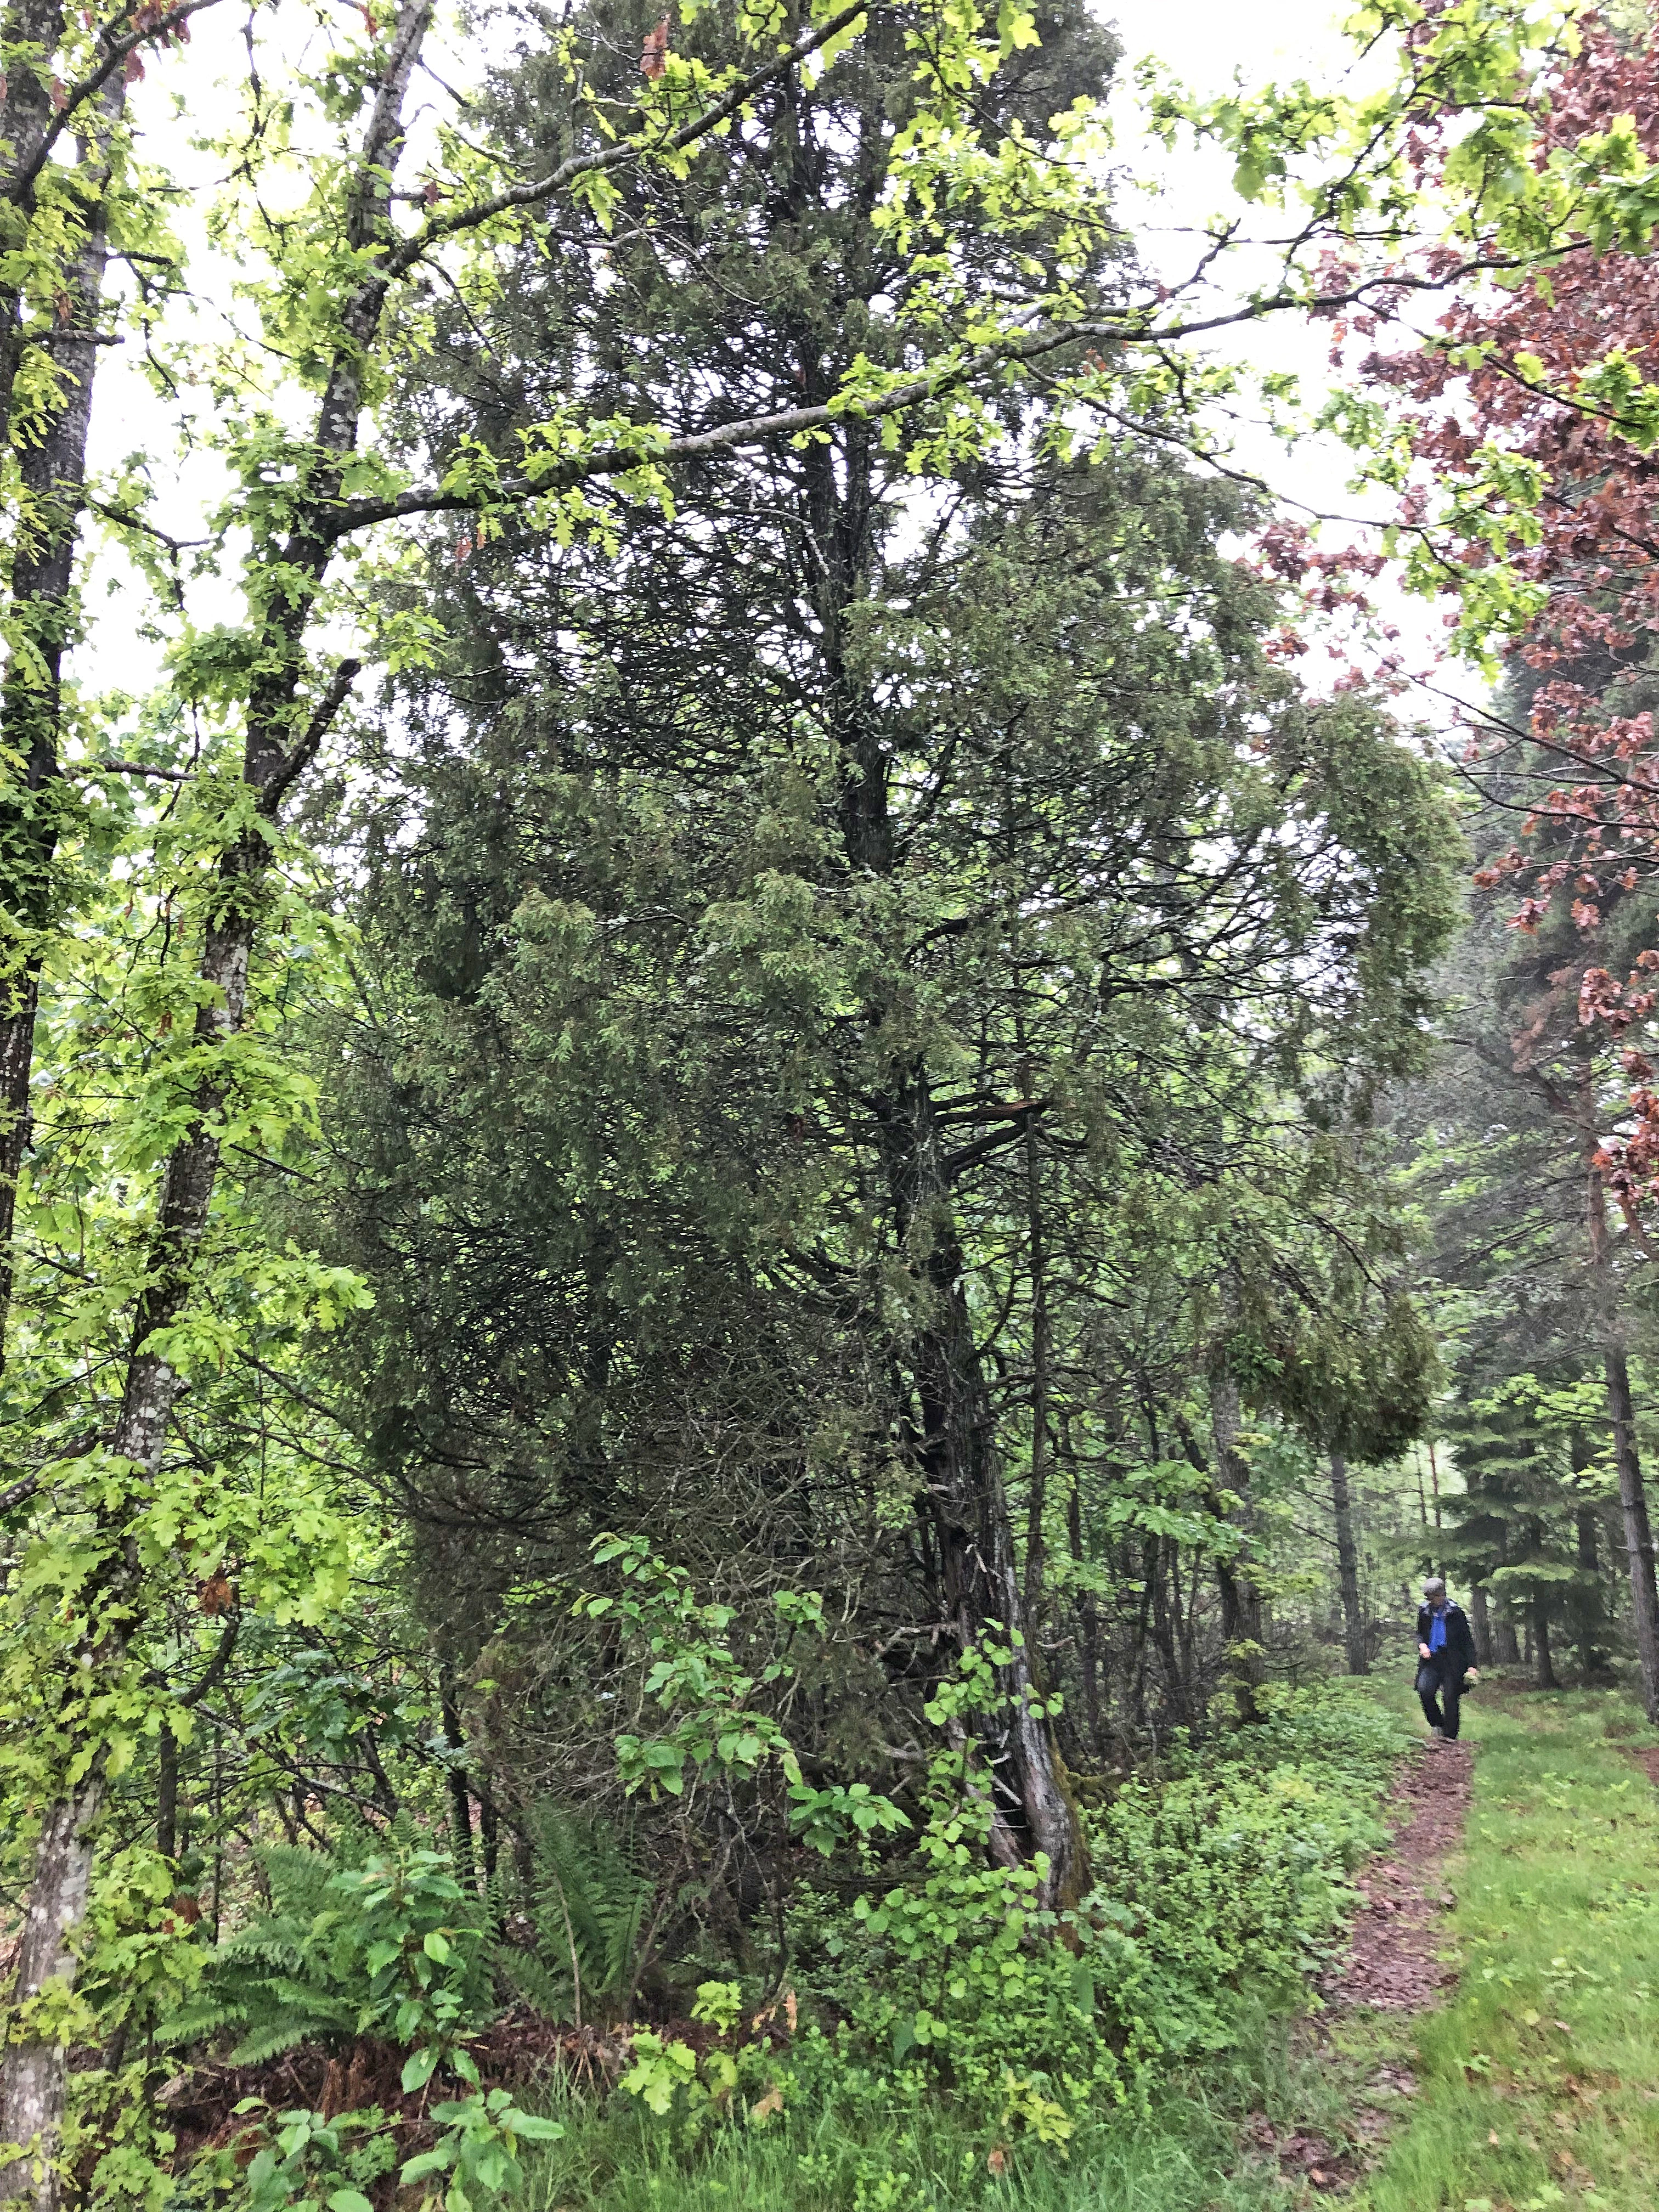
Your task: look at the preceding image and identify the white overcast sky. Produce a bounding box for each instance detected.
[78,0,1480,734]
[1105,0,1485,726]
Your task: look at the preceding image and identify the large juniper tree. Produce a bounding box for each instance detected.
[308,0,1461,1914]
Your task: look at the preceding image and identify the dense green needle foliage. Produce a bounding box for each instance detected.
[9,3,1659,2209]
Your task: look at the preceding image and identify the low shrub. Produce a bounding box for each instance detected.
[784,1679,1406,2144]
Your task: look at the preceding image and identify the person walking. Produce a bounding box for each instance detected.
[1415,1576,1479,1741]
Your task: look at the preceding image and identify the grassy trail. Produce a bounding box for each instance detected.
[1350,1684,1659,2212]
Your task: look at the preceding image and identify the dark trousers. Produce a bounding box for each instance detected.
[1417,1660,1463,1740]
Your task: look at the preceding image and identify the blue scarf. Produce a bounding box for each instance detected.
[1429,1606,1448,1653]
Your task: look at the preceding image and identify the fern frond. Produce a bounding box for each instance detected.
[526,1805,652,2006]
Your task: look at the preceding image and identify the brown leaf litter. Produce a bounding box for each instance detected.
[1323,1736,1473,2015]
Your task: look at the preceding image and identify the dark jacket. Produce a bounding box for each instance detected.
[1415,1601,1477,1681]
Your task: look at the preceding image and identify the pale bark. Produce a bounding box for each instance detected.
[0,0,72,445]
[0,76,127,2208]
[0,1785,100,2207]
[0,16,428,2192]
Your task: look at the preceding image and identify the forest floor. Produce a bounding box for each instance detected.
[512,1681,1659,2212]
[1223,1717,1477,2200]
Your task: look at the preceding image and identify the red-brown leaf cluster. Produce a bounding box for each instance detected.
[1367,8,1659,1194]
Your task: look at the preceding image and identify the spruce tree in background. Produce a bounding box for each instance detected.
[1438,1384,1589,1691]
[1400,664,1659,1718]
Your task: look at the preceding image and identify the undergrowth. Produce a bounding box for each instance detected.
[507,1680,1415,2212]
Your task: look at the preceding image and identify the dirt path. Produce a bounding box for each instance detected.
[1236,1738,1475,2197]
[1323,1738,1474,2013]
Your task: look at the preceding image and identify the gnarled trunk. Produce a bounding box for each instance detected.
[896,1119,1085,1905]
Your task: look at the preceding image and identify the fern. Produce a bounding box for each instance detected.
[164,1849,369,2061]
[503,1807,651,2021]
[163,1840,492,2064]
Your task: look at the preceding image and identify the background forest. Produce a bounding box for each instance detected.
[7,1,1659,2209]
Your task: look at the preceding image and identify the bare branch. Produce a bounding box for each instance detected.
[259,657,363,816]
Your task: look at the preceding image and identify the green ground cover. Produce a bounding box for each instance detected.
[506,1686,1405,2212]
[510,2011,1345,2212]
[509,1683,1659,2212]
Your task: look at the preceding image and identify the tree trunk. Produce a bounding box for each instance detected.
[0,67,123,1364]
[1330,1450,1369,1675]
[1581,1060,1659,1722]
[1207,1355,1265,1724]
[1571,1431,1607,1680]
[1469,1580,1494,1668]
[1533,1594,1558,1691]
[1146,1536,1187,1724]
[1020,1044,1052,1630]
[0,16,430,2192]
[156,1727,180,1866]
[0,1782,100,2208]
[1604,1345,1659,1720]
[0,75,129,2208]
[795,199,1084,1898]
[0,0,75,448]
[479,1785,500,1893]
[1066,1472,1103,1760]
[903,1190,1086,1905]
[439,1672,478,1895]
[1494,1606,1522,1667]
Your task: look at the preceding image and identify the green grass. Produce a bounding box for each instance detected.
[511,2010,1358,2212]
[1351,1682,1659,2212]
[509,1683,1659,2212]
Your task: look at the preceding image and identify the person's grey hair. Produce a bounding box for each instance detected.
[1423,1576,1446,1598]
